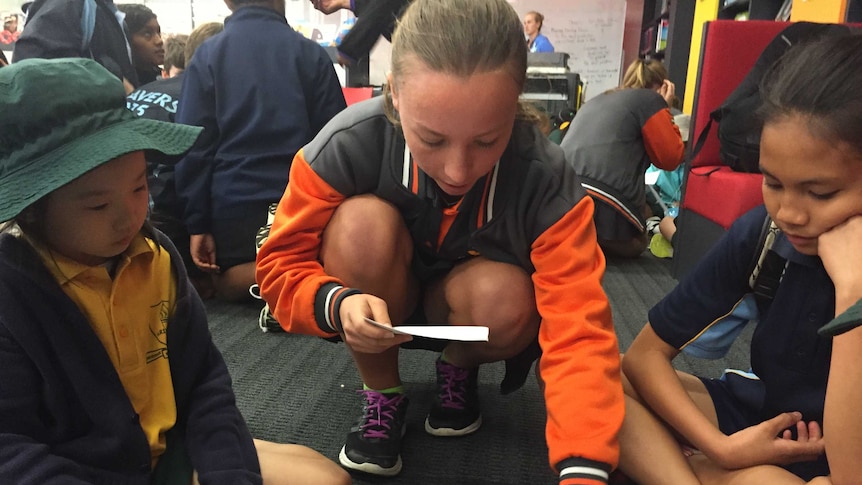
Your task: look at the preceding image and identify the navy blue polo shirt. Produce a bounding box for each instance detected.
[648,205,835,424]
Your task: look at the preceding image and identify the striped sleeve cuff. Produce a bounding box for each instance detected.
[557,457,611,485]
[314,283,362,334]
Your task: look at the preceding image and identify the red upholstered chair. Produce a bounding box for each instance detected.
[342,86,374,106]
[672,20,790,278]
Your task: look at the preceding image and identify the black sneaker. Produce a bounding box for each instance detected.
[425,358,482,436]
[339,390,409,476]
[257,304,283,333]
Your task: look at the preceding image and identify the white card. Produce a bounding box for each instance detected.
[363,317,489,342]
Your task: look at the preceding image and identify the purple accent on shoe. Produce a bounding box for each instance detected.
[358,390,406,439]
[436,359,471,410]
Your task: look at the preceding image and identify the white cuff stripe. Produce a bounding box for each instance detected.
[559,466,609,480]
[323,285,343,332]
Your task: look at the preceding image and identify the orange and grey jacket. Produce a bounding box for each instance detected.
[256,98,623,484]
[561,88,684,231]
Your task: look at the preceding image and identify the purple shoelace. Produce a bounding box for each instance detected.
[358,390,405,439]
[437,360,471,410]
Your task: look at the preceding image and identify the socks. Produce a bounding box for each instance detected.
[363,383,404,395]
[645,215,662,235]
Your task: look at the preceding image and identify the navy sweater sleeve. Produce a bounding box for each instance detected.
[175,44,217,235]
[162,234,261,482]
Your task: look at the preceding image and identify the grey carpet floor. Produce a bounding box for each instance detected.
[205,253,751,484]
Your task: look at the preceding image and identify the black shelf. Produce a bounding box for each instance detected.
[637,0,695,104]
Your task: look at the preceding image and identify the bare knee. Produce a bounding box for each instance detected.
[447,259,537,348]
[321,195,411,281]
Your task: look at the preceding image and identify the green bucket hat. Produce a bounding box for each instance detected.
[0,58,202,223]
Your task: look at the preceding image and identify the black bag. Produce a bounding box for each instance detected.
[692,22,852,173]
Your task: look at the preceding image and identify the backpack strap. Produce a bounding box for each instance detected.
[748,215,786,311]
[80,0,97,55]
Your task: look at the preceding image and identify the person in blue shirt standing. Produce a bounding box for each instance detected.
[523,11,553,53]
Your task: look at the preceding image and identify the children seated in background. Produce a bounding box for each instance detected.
[0,57,349,485]
[127,21,224,300]
[161,33,188,79]
[560,58,684,258]
[644,163,683,259]
[619,34,862,484]
[176,0,346,303]
[116,3,164,85]
[257,0,623,481]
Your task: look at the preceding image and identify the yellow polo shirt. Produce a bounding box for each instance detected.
[29,234,177,464]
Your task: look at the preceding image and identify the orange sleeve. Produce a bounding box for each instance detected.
[255,150,345,337]
[532,196,623,473]
[642,108,684,171]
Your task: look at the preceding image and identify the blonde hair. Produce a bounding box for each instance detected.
[383,0,527,125]
[185,22,224,65]
[621,58,668,90]
[526,11,544,31]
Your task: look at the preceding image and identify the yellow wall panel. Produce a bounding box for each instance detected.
[791,0,848,22]
[683,0,720,114]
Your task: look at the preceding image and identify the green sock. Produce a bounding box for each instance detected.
[363,383,404,395]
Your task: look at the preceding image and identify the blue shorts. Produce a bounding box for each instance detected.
[699,371,828,479]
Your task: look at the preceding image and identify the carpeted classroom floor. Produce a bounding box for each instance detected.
[205,253,751,484]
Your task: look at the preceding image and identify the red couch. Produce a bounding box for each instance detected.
[672,20,791,278]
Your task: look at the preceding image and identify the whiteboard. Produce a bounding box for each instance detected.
[511,0,626,101]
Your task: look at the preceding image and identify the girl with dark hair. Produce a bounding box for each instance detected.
[117,3,164,85]
[620,34,862,485]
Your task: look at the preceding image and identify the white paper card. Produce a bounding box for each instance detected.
[363,318,489,342]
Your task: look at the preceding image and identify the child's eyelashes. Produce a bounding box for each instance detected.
[419,138,498,149]
[810,190,838,201]
[763,180,838,200]
[420,137,444,147]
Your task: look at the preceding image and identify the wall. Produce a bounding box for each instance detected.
[622,0,645,73]
[511,0,628,100]
[683,0,720,114]
[791,0,849,20]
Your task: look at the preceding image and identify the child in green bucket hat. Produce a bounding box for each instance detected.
[0,58,349,484]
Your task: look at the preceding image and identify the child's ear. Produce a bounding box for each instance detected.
[387,72,400,111]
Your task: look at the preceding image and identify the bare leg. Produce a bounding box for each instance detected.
[213,261,256,302]
[659,216,677,242]
[690,454,808,485]
[618,364,718,485]
[320,195,419,389]
[254,439,351,485]
[424,257,540,368]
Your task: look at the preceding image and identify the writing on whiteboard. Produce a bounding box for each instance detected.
[518,0,625,101]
